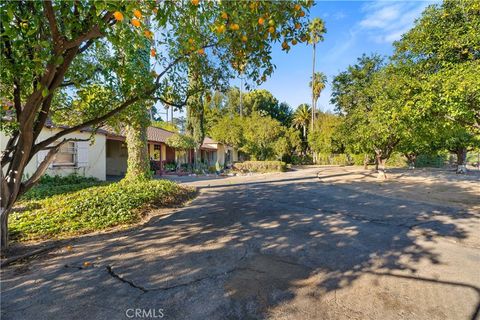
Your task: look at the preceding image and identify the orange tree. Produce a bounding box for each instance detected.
[0,0,312,253]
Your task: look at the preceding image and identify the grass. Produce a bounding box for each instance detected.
[10,178,195,242]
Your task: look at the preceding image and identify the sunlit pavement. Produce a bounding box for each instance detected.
[1,167,479,320]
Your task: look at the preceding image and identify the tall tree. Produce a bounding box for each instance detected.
[308,112,343,155]
[309,71,327,114]
[393,0,480,132]
[307,18,326,129]
[292,104,311,140]
[243,89,292,125]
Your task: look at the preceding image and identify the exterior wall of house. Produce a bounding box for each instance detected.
[106,139,127,176]
[216,144,225,166]
[0,127,106,181]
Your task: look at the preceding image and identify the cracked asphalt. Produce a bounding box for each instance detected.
[1,167,479,320]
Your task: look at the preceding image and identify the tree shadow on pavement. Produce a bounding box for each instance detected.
[1,173,479,320]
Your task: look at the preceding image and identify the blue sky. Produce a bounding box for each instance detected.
[251,0,438,112]
[170,0,438,120]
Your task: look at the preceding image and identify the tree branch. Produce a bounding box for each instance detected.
[19,138,80,197]
[43,0,64,53]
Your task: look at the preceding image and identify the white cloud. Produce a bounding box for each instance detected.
[359,1,435,43]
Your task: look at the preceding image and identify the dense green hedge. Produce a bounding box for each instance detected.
[233,161,287,172]
[10,179,194,241]
[21,174,105,201]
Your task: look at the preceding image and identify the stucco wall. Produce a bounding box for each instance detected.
[1,127,106,181]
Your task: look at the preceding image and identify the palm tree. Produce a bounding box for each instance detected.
[308,18,327,130]
[309,71,327,116]
[292,104,311,140]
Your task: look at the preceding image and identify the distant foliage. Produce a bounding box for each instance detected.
[151,120,178,132]
[165,133,196,150]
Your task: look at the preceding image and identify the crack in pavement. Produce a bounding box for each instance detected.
[104,246,249,294]
[106,265,148,293]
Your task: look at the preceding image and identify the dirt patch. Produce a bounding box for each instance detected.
[316,167,480,213]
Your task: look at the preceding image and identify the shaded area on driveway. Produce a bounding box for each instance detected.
[1,168,479,319]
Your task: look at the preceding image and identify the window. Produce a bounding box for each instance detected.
[153,144,161,160]
[53,142,76,166]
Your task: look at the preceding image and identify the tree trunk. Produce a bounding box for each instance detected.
[376,154,387,179]
[456,148,467,174]
[363,154,369,170]
[1,207,9,255]
[311,43,316,131]
[405,153,417,170]
[124,122,150,180]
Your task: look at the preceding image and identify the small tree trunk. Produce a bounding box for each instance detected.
[363,154,369,170]
[405,153,417,170]
[124,122,150,180]
[376,155,387,179]
[1,207,9,255]
[456,148,467,174]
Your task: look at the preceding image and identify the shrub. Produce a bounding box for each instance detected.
[386,153,407,167]
[348,154,368,166]
[316,153,350,165]
[10,179,194,241]
[415,153,449,168]
[21,174,105,201]
[233,161,287,173]
[291,155,313,165]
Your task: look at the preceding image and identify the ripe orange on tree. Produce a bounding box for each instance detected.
[150,48,156,57]
[191,0,199,6]
[131,18,141,27]
[113,11,124,21]
[258,17,265,25]
[144,30,153,38]
[133,9,142,19]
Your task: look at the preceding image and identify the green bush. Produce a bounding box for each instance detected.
[386,153,407,167]
[233,161,287,173]
[10,179,194,241]
[291,155,313,165]
[415,153,449,168]
[21,174,105,201]
[316,153,350,165]
[348,154,369,166]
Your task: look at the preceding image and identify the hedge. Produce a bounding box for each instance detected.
[10,179,194,241]
[233,161,287,172]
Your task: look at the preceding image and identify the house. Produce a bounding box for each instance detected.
[1,124,239,181]
[105,126,177,176]
[0,124,107,181]
[200,137,238,167]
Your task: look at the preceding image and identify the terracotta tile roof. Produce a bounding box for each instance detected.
[147,126,175,143]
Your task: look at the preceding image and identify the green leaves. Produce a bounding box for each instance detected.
[10,179,193,242]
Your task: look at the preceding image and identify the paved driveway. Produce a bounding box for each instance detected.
[1,168,479,319]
